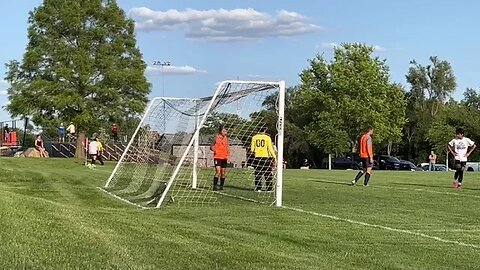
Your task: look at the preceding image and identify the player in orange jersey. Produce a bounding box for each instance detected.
[352,127,374,186]
[210,126,230,190]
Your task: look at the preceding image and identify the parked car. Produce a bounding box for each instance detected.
[375,155,401,170]
[465,162,480,171]
[321,156,362,170]
[398,160,423,171]
[420,163,448,171]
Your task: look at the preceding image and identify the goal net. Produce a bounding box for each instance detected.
[102,80,285,208]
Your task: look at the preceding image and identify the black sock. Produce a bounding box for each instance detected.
[364,173,371,185]
[454,170,460,181]
[220,178,225,187]
[458,171,464,184]
[254,175,261,190]
[92,159,96,165]
[354,171,364,182]
[213,177,219,187]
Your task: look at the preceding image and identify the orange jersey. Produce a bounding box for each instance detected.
[359,134,373,158]
[212,134,229,159]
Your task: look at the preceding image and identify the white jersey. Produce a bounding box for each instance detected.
[449,137,475,162]
[89,141,99,155]
[66,124,75,134]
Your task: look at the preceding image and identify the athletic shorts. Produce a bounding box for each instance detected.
[253,157,274,172]
[214,159,228,168]
[454,160,466,169]
[361,158,373,169]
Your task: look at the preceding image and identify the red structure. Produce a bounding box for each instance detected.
[2,131,18,146]
[1,119,23,148]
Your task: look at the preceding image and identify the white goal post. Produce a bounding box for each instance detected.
[103,80,286,208]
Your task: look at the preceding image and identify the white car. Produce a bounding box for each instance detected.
[465,162,480,172]
[420,163,449,171]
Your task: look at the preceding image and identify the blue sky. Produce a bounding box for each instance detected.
[1,0,480,121]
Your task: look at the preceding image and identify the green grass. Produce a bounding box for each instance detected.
[1,158,480,269]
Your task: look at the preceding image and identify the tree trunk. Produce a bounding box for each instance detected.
[328,154,332,171]
[387,142,392,156]
[75,132,86,159]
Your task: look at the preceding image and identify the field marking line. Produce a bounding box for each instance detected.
[283,206,480,250]
[307,178,480,199]
[96,187,151,210]
[413,229,480,232]
[213,191,480,250]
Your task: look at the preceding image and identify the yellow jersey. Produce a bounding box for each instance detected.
[97,141,103,152]
[251,134,276,159]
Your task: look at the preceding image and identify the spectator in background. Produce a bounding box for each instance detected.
[88,137,99,166]
[35,135,47,157]
[4,124,10,143]
[428,150,437,171]
[66,122,76,142]
[111,123,119,142]
[96,137,105,165]
[58,123,65,143]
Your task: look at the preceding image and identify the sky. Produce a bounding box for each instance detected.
[1,0,480,121]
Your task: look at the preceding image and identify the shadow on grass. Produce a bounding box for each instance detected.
[312,179,353,186]
[391,182,480,191]
[223,184,255,192]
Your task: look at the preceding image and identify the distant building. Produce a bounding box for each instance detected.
[168,134,247,168]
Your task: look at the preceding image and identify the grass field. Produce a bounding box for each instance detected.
[1,158,480,269]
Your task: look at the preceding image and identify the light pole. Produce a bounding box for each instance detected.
[153,60,171,133]
[153,60,171,97]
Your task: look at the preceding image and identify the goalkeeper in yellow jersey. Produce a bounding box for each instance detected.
[250,127,277,192]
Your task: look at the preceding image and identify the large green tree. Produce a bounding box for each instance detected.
[260,87,318,167]
[294,43,406,156]
[5,0,150,157]
[427,89,480,162]
[402,56,456,162]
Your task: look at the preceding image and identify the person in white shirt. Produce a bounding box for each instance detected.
[428,151,437,171]
[66,122,76,142]
[447,128,476,189]
[88,138,99,165]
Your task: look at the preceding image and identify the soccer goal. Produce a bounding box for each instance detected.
[102,80,286,208]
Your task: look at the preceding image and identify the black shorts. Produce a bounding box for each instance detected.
[214,159,228,168]
[361,158,373,169]
[454,160,467,169]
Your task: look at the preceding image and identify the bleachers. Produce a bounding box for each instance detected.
[44,142,127,160]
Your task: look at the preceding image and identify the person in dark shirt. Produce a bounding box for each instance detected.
[35,135,47,158]
[111,123,119,142]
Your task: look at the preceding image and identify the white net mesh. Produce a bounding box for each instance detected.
[103,81,284,208]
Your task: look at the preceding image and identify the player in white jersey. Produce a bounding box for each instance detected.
[88,138,99,166]
[447,128,476,189]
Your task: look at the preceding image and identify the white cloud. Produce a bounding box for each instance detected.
[0,80,9,96]
[146,65,206,76]
[129,7,322,42]
[372,45,387,52]
[318,42,389,52]
[319,42,338,50]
